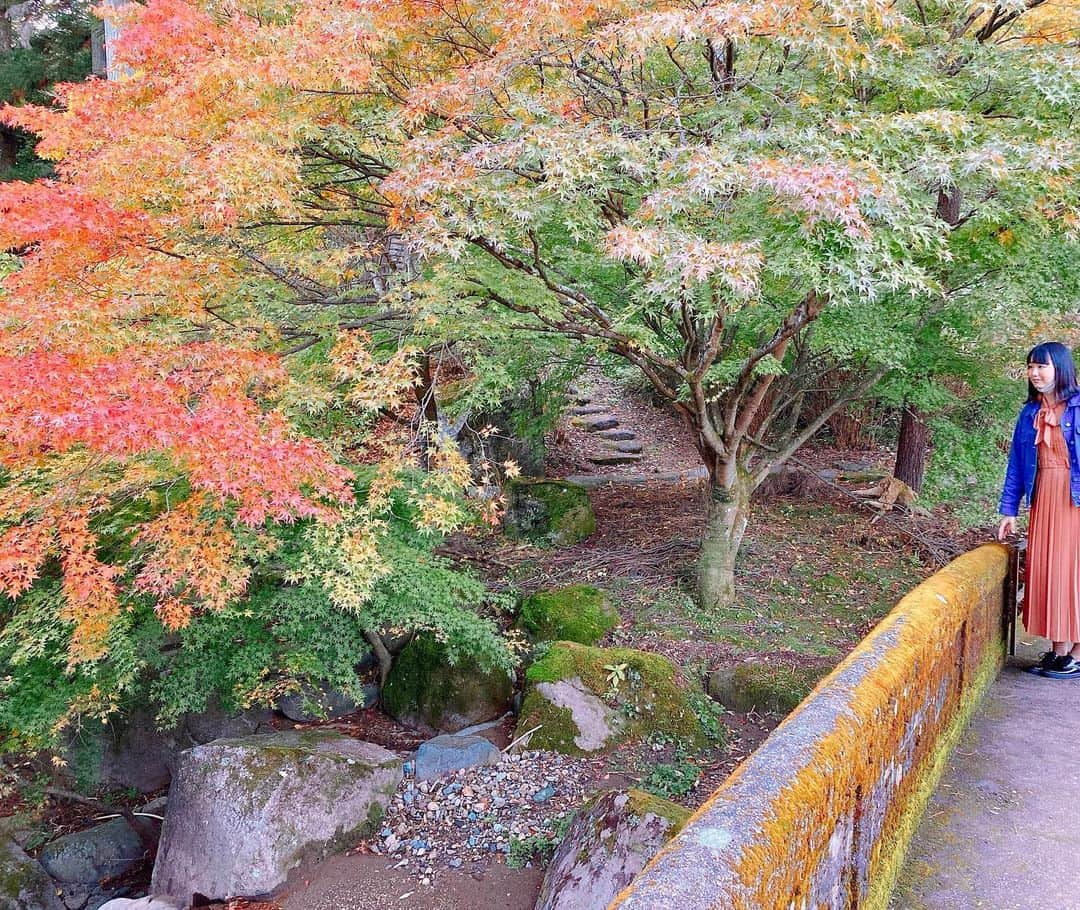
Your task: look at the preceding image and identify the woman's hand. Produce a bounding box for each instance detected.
[998,516,1017,541]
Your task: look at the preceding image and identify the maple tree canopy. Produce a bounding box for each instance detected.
[1,0,1077,660]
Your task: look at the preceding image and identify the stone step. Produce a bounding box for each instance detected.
[570,405,608,416]
[613,440,643,454]
[573,415,619,432]
[588,452,643,466]
[597,429,637,441]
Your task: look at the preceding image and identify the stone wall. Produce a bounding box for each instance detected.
[610,544,1010,910]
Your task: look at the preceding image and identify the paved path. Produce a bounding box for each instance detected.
[891,637,1080,909]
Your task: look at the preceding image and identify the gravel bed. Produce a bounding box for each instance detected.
[360,750,602,883]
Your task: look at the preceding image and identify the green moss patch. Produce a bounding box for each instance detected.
[624,788,692,835]
[504,479,596,547]
[1,838,57,908]
[518,585,618,645]
[707,662,828,715]
[517,692,587,755]
[517,642,706,753]
[383,635,513,732]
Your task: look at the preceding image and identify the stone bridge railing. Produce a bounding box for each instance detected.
[610,543,1012,910]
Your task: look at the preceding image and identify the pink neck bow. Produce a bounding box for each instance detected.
[1035,403,1063,447]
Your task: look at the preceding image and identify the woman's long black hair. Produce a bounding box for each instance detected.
[1027,341,1080,402]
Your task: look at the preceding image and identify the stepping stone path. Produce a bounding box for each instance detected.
[589,452,643,466]
[597,429,637,441]
[568,387,645,468]
[577,415,620,433]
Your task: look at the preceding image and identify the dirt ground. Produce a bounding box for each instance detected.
[278,854,544,910]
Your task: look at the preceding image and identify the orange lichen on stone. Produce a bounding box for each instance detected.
[610,544,1010,910]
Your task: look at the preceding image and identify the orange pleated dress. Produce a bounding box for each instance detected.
[1023,400,1080,642]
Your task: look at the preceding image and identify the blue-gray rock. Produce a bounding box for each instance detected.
[0,837,64,910]
[151,730,401,901]
[415,735,502,780]
[532,785,557,803]
[39,819,146,885]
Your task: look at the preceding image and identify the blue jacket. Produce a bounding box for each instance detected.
[999,393,1080,516]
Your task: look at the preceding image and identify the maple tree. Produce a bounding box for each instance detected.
[1,0,1077,721]
[0,1,524,745]
[371,0,1079,606]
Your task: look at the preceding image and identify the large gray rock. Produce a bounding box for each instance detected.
[151,730,401,901]
[0,837,64,910]
[535,790,689,910]
[39,818,147,884]
[415,735,502,780]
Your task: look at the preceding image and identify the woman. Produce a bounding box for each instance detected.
[998,341,1080,678]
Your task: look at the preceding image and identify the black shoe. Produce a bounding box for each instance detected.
[1025,650,1060,675]
[1043,655,1080,679]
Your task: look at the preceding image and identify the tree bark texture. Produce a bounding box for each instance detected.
[697,476,752,610]
[0,8,12,53]
[90,16,106,77]
[0,126,19,173]
[893,404,929,493]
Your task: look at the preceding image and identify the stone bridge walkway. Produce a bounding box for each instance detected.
[891,637,1080,910]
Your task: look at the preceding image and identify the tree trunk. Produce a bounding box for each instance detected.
[90,16,107,77]
[0,127,18,174]
[100,0,128,81]
[893,404,928,493]
[0,10,12,54]
[697,474,753,610]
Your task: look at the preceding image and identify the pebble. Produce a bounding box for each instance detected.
[366,749,599,881]
[532,785,557,803]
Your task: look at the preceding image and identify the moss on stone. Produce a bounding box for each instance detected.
[624,788,692,836]
[517,642,706,753]
[504,479,596,547]
[518,585,618,645]
[382,635,513,732]
[206,731,398,820]
[709,662,828,715]
[517,691,587,755]
[0,840,55,909]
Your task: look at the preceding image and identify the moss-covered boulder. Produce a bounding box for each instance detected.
[707,662,829,715]
[516,643,705,754]
[1,838,64,910]
[519,586,618,645]
[504,479,596,547]
[383,635,514,734]
[536,789,690,910]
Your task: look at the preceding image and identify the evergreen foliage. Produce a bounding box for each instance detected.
[0,5,92,181]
